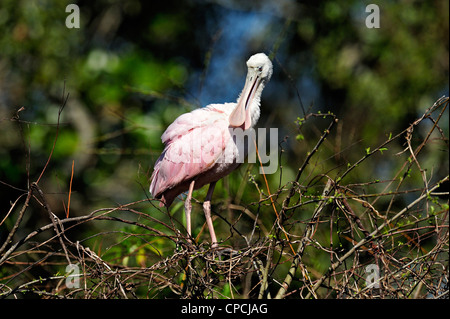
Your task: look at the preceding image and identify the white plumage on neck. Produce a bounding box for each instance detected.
[229,53,272,129]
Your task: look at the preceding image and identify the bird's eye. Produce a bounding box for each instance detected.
[257,66,263,73]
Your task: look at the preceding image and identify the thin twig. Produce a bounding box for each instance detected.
[305,175,449,299]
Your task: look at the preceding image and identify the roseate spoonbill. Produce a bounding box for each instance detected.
[150,53,273,248]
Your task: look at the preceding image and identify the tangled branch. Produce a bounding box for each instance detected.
[1,97,448,299]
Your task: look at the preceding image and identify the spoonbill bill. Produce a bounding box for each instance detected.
[150,53,273,247]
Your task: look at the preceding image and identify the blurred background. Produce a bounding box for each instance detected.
[0,0,448,298]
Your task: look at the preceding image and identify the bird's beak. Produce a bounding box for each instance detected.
[229,73,261,130]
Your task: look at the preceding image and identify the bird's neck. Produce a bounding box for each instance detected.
[249,97,261,128]
[239,86,263,129]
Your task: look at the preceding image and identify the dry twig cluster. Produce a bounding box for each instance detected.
[0,97,448,299]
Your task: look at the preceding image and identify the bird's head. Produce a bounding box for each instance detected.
[246,52,273,83]
[229,53,273,130]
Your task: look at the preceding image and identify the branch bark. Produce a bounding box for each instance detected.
[275,179,333,299]
[304,175,449,299]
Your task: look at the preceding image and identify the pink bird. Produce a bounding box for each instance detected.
[150,53,273,248]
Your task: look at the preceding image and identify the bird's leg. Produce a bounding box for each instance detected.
[203,182,218,248]
[185,180,196,242]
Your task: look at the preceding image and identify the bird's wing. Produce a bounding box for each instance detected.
[150,107,231,197]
